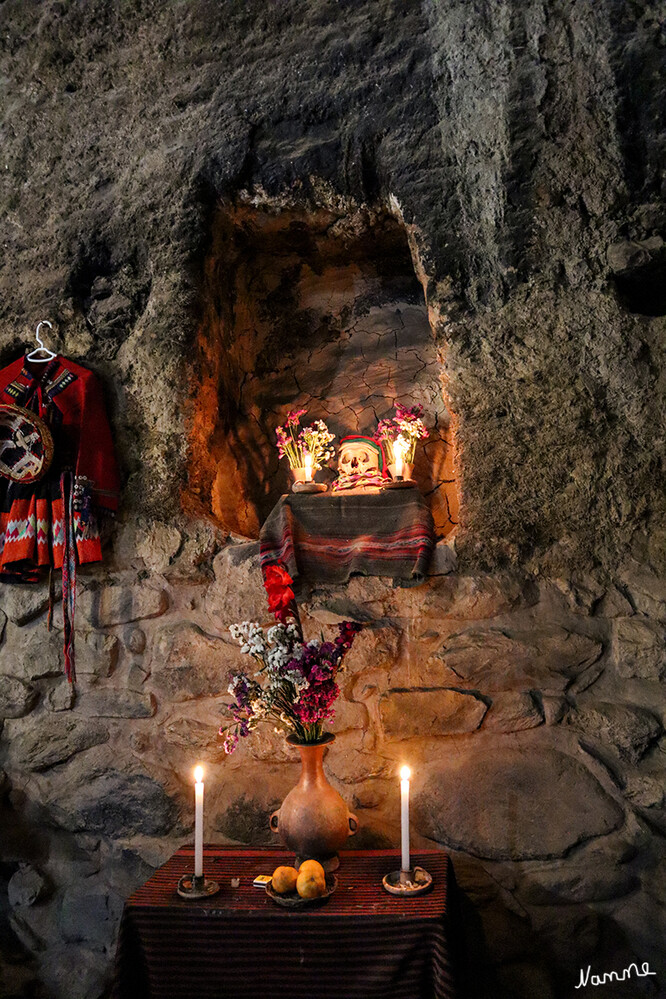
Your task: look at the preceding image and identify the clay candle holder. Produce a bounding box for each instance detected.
[385,438,416,488]
[383,766,432,897]
[177,766,220,899]
[291,464,327,493]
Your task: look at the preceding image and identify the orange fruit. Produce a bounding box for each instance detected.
[271,866,299,894]
[298,859,325,878]
[296,861,326,899]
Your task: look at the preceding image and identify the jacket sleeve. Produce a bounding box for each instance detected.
[75,371,120,513]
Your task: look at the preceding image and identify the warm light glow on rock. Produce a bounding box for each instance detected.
[187,203,458,538]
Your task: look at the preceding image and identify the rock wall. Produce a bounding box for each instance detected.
[0,2,665,998]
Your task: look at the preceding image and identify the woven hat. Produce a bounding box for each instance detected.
[0,403,54,483]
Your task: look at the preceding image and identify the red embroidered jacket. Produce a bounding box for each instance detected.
[0,354,120,577]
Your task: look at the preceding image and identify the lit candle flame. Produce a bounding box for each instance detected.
[394,437,408,460]
[194,765,204,783]
[400,765,411,781]
[303,451,313,482]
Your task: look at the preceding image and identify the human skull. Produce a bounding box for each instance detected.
[338,438,379,477]
[333,436,385,493]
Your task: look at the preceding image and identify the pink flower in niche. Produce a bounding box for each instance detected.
[285,408,307,427]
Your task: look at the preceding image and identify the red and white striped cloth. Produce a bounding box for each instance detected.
[260,491,435,585]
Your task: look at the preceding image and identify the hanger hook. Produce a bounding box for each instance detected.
[35,320,53,350]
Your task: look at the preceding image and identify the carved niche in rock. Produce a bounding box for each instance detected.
[188,203,458,538]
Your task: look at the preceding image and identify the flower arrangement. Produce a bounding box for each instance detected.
[275,409,335,470]
[220,565,361,753]
[374,403,429,463]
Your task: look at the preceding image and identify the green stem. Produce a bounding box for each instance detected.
[289,424,302,465]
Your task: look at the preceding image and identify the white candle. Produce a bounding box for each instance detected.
[393,437,407,479]
[400,765,411,872]
[304,452,313,482]
[194,765,204,878]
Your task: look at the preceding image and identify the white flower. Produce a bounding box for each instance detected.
[282,668,308,693]
[267,624,290,647]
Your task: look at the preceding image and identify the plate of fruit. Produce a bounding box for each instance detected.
[266,860,337,908]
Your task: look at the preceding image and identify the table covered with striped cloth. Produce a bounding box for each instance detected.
[112,847,460,999]
[259,491,435,584]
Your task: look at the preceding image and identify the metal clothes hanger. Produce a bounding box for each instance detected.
[26,320,57,363]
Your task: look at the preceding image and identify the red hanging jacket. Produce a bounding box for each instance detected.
[0,354,119,578]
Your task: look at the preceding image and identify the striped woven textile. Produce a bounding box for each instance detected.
[259,491,435,584]
[113,847,460,999]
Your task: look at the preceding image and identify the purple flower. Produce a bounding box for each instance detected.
[336,621,362,645]
[293,680,340,725]
[309,661,333,683]
[220,618,361,746]
[229,675,253,710]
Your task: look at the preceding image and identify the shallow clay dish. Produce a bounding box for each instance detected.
[266,873,338,908]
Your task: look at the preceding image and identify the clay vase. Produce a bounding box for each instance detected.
[269,734,358,872]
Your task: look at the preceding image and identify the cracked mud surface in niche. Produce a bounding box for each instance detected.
[189,204,457,537]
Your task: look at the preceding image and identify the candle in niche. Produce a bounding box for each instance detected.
[393,437,407,480]
[400,765,411,872]
[194,765,204,878]
[303,451,313,482]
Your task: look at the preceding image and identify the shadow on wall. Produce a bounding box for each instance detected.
[453,854,662,999]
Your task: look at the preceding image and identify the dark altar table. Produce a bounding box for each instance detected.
[259,491,435,584]
[113,847,460,999]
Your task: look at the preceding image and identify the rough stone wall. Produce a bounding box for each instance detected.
[0,2,664,998]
